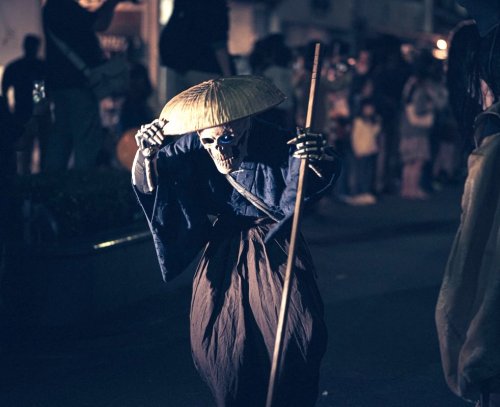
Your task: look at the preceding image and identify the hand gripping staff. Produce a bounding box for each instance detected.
[265,42,323,407]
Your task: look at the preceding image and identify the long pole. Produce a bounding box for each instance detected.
[265,42,322,407]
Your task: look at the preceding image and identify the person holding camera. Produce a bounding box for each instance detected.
[42,0,127,171]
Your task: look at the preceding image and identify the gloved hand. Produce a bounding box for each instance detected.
[287,127,337,178]
[135,118,169,159]
[133,118,169,192]
[287,127,328,161]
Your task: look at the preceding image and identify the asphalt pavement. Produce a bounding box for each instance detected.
[0,184,472,407]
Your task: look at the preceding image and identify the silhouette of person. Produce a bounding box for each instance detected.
[159,0,234,97]
[1,34,46,174]
[42,0,126,171]
[249,34,295,129]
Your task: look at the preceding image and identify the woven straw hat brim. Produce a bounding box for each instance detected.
[160,75,286,135]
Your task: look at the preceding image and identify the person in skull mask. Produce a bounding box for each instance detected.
[435,2,500,406]
[132,75,340,407]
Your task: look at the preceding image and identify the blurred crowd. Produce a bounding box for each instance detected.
[0,0,466,206]
[1,1,497,405]
[248,35,464,205]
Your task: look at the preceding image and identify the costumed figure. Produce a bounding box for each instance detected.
[132,75,340,407]
[435,2,500,405]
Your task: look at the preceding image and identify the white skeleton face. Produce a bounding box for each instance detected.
[198,118,251,174]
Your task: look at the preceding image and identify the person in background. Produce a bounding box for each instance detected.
[249,34,295,129]
[435,3,500,405]
[296,42,351,149]
[320,43,353,201]
[371,36,411,194]
[349,49,373,117]
[398,50,447,200]
[42,0,126,171]
[1,34,46,174]
[159,0,234,98]
[347,98,381,205]
[132,76,340,407]
[335,48,375,203]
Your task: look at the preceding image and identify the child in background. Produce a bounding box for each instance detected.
[348,98,381,205]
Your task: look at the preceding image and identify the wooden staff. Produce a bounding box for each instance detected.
[265,42,323,407]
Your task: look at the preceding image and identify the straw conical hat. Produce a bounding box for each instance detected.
[160,75,285,135]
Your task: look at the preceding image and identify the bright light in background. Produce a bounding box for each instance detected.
[160,0,174,25]
[432,48,448,60]
[436,39,448,50]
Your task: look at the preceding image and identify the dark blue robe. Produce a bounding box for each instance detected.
[134,119,340,407]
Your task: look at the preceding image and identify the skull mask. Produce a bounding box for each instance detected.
[198,118,251,174]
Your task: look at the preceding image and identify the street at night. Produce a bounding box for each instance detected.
[0,185,470,407]
[2,1,499,405]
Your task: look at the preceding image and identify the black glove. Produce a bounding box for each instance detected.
[287,127,328,162]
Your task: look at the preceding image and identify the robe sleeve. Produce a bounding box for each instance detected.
[132,136,211,282]
[280,146,341,215]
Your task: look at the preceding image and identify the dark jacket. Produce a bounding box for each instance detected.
[436,101,500,401]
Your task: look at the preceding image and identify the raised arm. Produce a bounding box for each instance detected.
[132,120,211,282]
[132,119,168,194]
